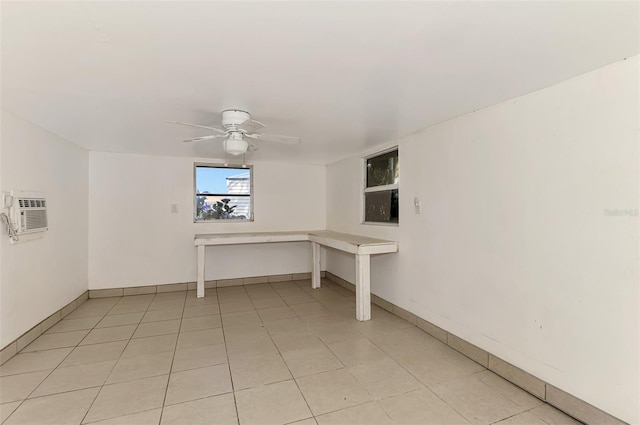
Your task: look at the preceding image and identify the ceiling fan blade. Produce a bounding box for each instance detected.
[182,134,226,143]
[249,132,301,144]
[167,121,226,135]
[246,140,259,152]
[239,118,266,133]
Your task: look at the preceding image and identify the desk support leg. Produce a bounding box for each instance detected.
[311,242,321,289]
[355,254,371,321]
[197,245,205,298]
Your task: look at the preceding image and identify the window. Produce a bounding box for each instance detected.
[194,164,253,222]
[364,148,398,224]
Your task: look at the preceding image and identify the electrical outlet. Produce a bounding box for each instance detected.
[414,197,421,214]
[170,203,179,214]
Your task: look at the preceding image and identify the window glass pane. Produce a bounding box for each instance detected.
[366,150,398,188]
[195,165,251,221]
[364,189,398,223]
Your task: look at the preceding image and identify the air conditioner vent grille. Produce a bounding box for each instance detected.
[14,195,48,234]
[23,210,48,230]
[17,198,47,209]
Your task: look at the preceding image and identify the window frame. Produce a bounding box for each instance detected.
[193,162,254,223]
[362,147,399,226]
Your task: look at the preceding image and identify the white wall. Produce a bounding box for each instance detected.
[0,109,89,348]
[326,57,639,423]
[89,152,326,288]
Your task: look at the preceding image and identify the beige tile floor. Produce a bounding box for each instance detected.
[0,279,582,425]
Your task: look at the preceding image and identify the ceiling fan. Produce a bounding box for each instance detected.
[168,109,301,155]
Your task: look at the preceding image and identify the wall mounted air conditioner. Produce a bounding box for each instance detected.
[2,190,48,244]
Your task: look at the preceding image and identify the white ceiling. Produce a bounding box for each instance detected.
[1,1,638,164]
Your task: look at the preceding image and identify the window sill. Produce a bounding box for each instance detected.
[361,221,399,227]
[194,218,254,223]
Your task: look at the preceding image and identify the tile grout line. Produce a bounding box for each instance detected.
[2,298,111,424]
[323,281,496,423]
[289,281,396,421]
[291,279,472,422]
[0,291,90,367]
[78,293,160,425]
[3,297,127,424]
[315,281,493,424]
[218,284,244,425]
[8,285,317,424]
[157,290,189,424]
[321,276,579,425]
[276,279,404,421]
[263,282,317,423]
[274,280,410,422]
[2,283,586,425]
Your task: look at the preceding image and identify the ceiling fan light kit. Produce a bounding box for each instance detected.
[223,132,249,156]
[168,109,301,157]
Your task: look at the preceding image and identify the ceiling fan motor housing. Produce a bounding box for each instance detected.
[221,109,251,131]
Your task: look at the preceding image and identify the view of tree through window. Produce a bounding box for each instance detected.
[194,164,253,221]
[364,148,398,224]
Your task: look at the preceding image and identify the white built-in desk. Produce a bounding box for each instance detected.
[194,230,399,321]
